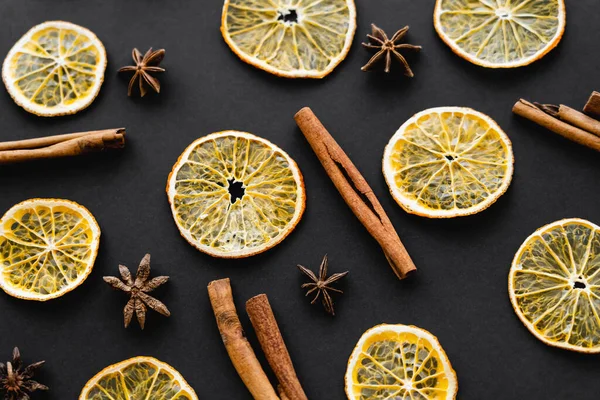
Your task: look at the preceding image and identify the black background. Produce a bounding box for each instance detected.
[1,0,599,399]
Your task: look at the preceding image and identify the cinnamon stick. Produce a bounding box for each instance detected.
[513,99,600,152]
[583,91,600,117]
[207,279,279,400]
[246,294,307,400]
[0,128,125,165]
[294,107,416,279]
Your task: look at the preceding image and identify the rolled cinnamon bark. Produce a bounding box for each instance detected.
[207,279,279,400]
[246,294,307,400]
[0,128,125,164]
[583,91,600,117]
[294,107,416,279]
[513,99,600,152]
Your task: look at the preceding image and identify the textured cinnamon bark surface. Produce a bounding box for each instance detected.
[208,279,279,400]
[583,91,600,116]
[557,105,600,138]
[294,107,417,279]
[0,128,125,164]
[246,294,307,400]
[513,99,600,152]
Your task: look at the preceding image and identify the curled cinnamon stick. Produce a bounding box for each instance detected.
[246,295,307,400]
[513,99,600,152]
[294,107,416,279]
[584,91,600,117]
[536,103,600,137]
[0,128,125,165]
[208,279,279,400]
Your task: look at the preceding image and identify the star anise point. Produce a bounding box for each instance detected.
[104,254,170,329]
[119,48,165,97]
[362,24,421,75]
[0,348,48,399]
[298,255,348,316]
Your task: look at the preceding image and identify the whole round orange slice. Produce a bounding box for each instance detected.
[0,198,100,301]
[221,0,357,78]
[345,324,458,400]
[166,131,305,258]
[382,107,514,218]
[2,21,107,116]
[509,218,600,353]
[434,0,566,68]
[79,356,198,400]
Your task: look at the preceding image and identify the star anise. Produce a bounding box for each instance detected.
[103,254,170,329]
[297,255,348,316]
[0,347,48,400]
[118,48,165,97]
[361,24,421,76]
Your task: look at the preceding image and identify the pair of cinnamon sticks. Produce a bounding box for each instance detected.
[0,128,126,165]
[208,279,306,400]
[513,92,600,152]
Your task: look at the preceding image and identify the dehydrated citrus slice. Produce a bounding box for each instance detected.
[79,356,198,400]
[0,198,100,301]
[166,131,305,258]
[345,324,458,400]
[509,218,600,353]
[221,0,356,78]
[382,107,514,218]
[434,0,565,68]
[2,21,107,116]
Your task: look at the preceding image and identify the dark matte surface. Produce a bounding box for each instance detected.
[0,1,599,399]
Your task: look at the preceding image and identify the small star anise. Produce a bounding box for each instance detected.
[298,255,348,316]
[118,48,165,97]
[0,347,48,400]
[104,254,170,329]
[361,24,421,76]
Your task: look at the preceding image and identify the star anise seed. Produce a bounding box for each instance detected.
[361,24,421,76]
[298,255,348,316]
[104,254,170,329]
[118,48,165,97]
[0,347,48,400]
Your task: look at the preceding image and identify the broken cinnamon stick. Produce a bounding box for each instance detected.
[0,128,125,165]
[513,99,600,152]
[246,294,307,400]
[207,279,279,400]
[583,91,600,117]
[294,107,416,279]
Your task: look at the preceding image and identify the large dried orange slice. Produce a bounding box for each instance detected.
[509,218,600,353]
[434,0,566,68]
[345,324,458,400]
[0,198,100,301]
[79,356,198,400]
[2,21,107,116]
[382,107,514,218]
[167,131,305,258]
[221,0,356,78]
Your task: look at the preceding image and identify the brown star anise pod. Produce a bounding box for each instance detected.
[103,254,170,329]
[361,24,421,76]
[0,347,48,400]
[298,255,348,316]
[118,48,165,97]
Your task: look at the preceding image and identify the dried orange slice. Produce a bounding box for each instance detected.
[0,199,100,301]
[166,131,305,258]
[434,0,566,68]
[2,21,107,116]
[221,0,356,78]
[509,218,600,353]
[382,107,514,218]
[345,324,458,400]
[79,356,198,400]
